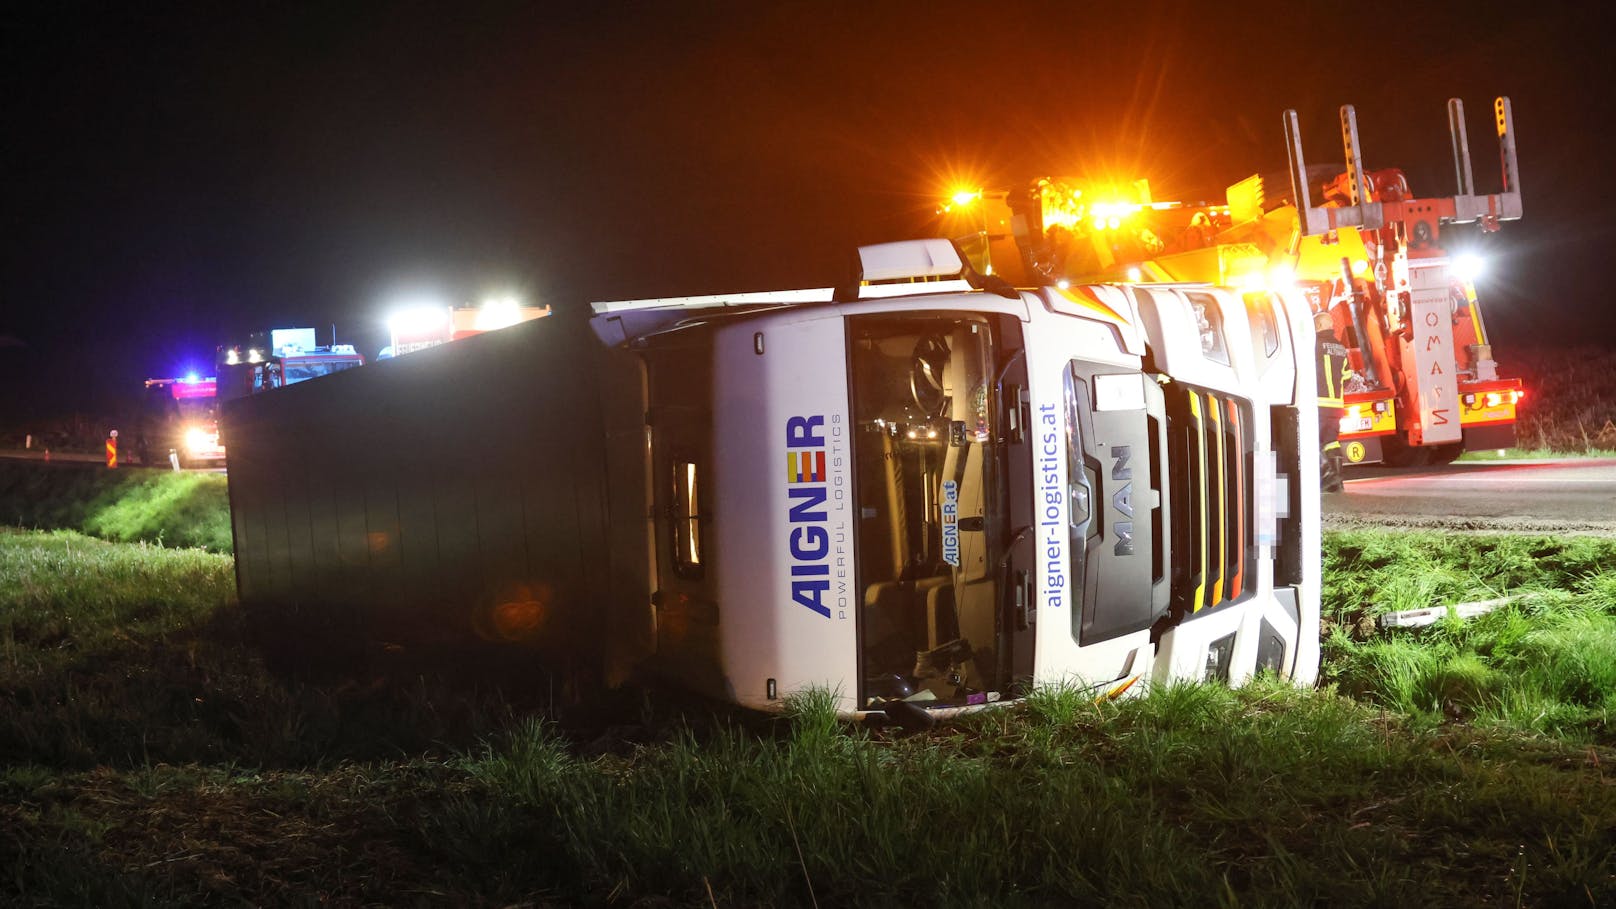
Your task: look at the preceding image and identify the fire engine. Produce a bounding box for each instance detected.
[942,97,1524,467]
[216,327,366,406]
[135,375,225,468]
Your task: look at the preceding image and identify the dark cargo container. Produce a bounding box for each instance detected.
[222,313,653,680]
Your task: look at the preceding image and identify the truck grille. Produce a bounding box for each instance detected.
[1169,385,1256,615]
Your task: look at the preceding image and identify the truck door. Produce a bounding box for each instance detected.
[848,312,1031,708]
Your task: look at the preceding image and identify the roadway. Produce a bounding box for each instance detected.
[0,449,224,472]
[1327,458,1616,535]
[0,448,105,464]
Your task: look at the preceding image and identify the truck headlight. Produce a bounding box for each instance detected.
[185,427,213,452]
[1189,296,1230,365]
[1452,254,1484,283]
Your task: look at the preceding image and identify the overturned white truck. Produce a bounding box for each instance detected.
[224,239,1319,718]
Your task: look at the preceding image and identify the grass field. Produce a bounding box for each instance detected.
[1324,531,1616,742]
[1,527,1613,905]
[0,461,231,552]
[1506,346,1616,453]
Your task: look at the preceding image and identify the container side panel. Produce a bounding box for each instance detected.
[333,454,376,615]
[597,349,655,684]
[225,402,270,605]
[281,445,314,605]
[361,408,406,621]
[303,444,344,602]
[473,428,533,641]
[224,313,617,670]
[258,443,293,608]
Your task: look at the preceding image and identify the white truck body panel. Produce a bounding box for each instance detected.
[608,275,1320,713]
[1404,259,1463,445]
[712,310,859,711]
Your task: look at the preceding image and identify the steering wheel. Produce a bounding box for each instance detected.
[909,335,951,418]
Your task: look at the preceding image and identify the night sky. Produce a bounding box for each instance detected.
[3,0,1611,424]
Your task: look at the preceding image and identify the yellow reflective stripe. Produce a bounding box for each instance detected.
[1459,402,1516,424]
[1323,440,1342,452]
[1096,675,1141,702]
[1209,392,1225,608]
[1053,285,1131,325]
[1189,392,1207,613]
[1465,283,1488,345]
[1227,399,1246,601]
[1317,396,1345,409]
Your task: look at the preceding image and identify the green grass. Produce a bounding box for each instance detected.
[447,682,1615,906]
[0,529,509,769]
[1323,530,1616,741]
[2,526,1614,905]
[8,681,1607,906]
[0,460,231,552]
[0,529,230,667]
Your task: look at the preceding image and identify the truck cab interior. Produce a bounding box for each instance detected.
[849,312,1029,708]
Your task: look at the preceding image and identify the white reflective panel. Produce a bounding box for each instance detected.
[857,239,964,281]
[1092,373,1146,412]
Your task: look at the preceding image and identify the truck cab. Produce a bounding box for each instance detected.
[595,239,1320,716]
[216,328,365,407]
[137,376,225,467]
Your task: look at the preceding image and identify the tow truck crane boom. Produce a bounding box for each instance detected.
[1281,97,1524,463]
[939,97,1527,468]
[1285,98,1521,236]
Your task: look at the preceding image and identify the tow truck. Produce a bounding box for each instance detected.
[380,301,552,359]
[942,96,1525,467]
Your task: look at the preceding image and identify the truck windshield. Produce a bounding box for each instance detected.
[283,359,360,385]
[848,314,1005,709]
[176,398,217,423]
